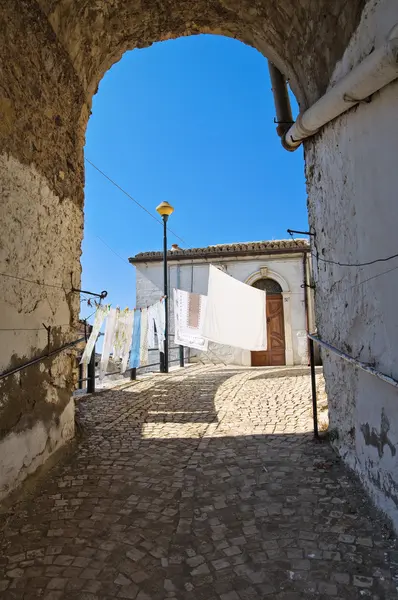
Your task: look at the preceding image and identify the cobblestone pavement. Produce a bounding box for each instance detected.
[1,366,397,599]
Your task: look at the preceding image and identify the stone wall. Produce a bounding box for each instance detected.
[37,0,365,106]
[305,0,398,529]
[0,1,86,497]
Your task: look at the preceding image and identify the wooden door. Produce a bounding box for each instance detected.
[251,295,286,366]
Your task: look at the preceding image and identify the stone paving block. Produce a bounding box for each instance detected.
[0,367,397,599]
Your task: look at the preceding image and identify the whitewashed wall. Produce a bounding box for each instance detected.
[135,253,308,367]
[306,0,398,529]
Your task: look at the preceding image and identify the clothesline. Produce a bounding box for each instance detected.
[80,297,166,379]
[79,267,268,381]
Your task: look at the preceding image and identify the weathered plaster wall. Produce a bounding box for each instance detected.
[134,254,308,366]
[0,1,85,496]
[0,155,81,496]
[306,0,398,529]
[37,0,365,106]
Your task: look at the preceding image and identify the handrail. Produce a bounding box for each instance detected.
[0,336,86,381]
[76,358,182,388]
[307,332,398,441]
[308,333,398,389]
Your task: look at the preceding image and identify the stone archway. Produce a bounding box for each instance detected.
[0,0,367,496]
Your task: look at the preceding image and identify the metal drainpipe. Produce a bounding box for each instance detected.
[268,62,294,138]
[302,252,311,366]
[188,262,194,364]
[283,26,398,150]
[176,264,184,367]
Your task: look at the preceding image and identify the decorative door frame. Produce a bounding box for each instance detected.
[245,267,294,366]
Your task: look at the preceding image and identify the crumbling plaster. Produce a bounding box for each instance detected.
[36,0,365,106]
[306,0,398,529]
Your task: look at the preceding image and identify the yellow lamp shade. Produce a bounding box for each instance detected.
[156,201,174,217]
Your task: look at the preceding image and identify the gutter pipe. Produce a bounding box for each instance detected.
[282,27,398,151]
[268,62,294,137]
[302,253,310,367]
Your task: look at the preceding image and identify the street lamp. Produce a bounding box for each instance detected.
[156,201,174,373]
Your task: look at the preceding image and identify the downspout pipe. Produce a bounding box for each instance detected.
[283,28,398,151]
[268,62,294,137]
[302,252,310,367]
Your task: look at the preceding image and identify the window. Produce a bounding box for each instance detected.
[252,278,282,295]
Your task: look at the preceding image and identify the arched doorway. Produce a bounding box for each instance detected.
[251,278,285,366]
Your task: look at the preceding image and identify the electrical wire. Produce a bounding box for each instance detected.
[323,262,398,298]
[95,234,131,266]
[0,326,69,332]
[288,230,398,269]
[0,271,67,291]
[313,251,398,268]
[0,309,98,334]
[349,263,398,290]
[85,158,187,246]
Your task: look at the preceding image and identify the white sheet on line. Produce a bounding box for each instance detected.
[155,299,166,351]
[113,309,134,374]
[201,265,267,351]
[99,307,118,380]
[173,289,208,352]
[140,307,149,366]
[80,304,110,366]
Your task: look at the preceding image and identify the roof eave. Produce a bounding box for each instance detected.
[129,246,310,265]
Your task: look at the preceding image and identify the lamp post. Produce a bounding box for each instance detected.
[156,201,174,373]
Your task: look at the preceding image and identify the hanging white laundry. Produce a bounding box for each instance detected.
[80,304,110,365]
[99,308,118,380]
[155,299,166,352]
[147,303,157,349]
[174,289,208,351]
[113,308,134,373]
[202,265,267,351]
[140,307,149,366]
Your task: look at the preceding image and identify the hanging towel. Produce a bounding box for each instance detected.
[112,309,134,373]
[99,308,118,380]
[174,289,208,351]
[129,310,142,369]
[155,299,166,352]
[147,303,157,349]
[140,307,149,366]
[80,304,110,365]
[202,265,267,351]
[113,309,133,361]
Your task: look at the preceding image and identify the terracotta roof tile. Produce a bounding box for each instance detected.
[129,239,309,263]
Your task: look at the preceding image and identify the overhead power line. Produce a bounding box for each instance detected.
[85,158,187,246]
[314,251,398,268]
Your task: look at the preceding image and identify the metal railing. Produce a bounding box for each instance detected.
[0,335,86,381]
[76,343,185,393]
[308,332,398,440]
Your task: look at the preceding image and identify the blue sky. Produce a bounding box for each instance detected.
[81,34,307,319]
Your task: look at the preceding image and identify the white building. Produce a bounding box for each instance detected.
[130,239,316,367]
